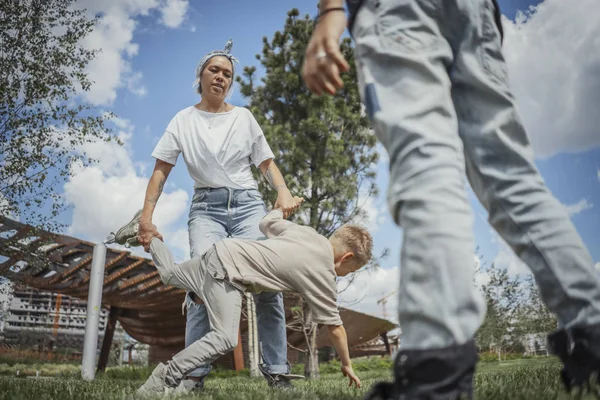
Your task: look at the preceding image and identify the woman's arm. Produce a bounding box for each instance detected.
[138,159,173,251]
[258,159,299,218]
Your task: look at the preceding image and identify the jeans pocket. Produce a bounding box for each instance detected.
[192,190,207,203]
[479,0,509,83]
[238,189,263,205]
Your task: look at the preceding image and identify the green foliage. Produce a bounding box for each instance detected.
[0,0,119,231]
[236,8,378,236]
[474,249,557,358]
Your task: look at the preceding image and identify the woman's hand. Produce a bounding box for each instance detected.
[138,220,163,252]
[275,189,303,218]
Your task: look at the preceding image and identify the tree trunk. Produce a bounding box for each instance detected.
[303,306,320,379]
[246,293,261,378]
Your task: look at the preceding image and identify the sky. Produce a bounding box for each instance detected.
[8,0,600,325]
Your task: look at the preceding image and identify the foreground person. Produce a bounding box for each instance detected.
[302,0,600,398]
[114,200,371,396]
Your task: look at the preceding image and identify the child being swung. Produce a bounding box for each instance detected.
[114,197,372,395]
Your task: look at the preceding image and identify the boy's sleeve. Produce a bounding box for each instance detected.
[258,209,294,238]
[302,281,343,326]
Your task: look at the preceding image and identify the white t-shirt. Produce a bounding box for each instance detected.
[152,106,275,189]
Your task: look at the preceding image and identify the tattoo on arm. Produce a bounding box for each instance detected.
[265,164,286,192]
[146,176,166,204]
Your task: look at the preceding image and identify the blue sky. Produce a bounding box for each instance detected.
[35,0,599,320]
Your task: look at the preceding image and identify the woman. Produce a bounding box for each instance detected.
[136,39,298,391]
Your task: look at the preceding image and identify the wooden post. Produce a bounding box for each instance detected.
[232,327,244,371]
[381,332,391,356]
[96,306,121,372]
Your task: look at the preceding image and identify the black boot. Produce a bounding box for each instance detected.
[548,323,600,395]
[365,340,478,400]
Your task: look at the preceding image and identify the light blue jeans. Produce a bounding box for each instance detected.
[352,0,600,350]
[184,187,289,377]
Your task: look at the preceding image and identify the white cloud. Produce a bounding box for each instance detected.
[597,168,600,182]
[503,0,600,158]
[338,266,401,324]
[159,0,189,28]
[493,248,529,277]
[351,189,387,233]
[595,262,600,272]
[63,119,189,252]
[488,229,529,276]
[563,198,593,217]
[72,0,190,105]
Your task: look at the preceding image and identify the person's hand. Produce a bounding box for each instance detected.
[138,220,163,253]
[275,190,304,218]
[341,365,361,388]
[302,10,349,96]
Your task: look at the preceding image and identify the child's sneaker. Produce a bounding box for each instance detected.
[114,209,142,248]
[136,362,174,397]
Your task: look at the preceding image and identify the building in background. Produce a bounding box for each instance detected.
[2,283,109,351]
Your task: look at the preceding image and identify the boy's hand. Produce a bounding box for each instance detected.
[341,365,361,388]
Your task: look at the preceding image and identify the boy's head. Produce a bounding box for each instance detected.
[329,224,373,276]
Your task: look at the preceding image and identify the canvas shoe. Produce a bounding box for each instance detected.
[114,209,143,248]
[136,363,175,397]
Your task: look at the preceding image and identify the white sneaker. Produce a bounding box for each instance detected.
[114,209,143,248]
[136,363,174,397]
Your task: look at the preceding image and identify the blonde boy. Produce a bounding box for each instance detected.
[115,200,372,396]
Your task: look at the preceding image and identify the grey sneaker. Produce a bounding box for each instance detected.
[259,364,303,390]
[136,363,174,397]
[114,209,143,248]
[174,378,205,395]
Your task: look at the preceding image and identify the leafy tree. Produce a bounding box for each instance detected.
[518,275,557,354]
[237,9,379,377]
[474,250,557,359]
[0,0,118,232]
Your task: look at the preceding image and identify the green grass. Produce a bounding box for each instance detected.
[0,357,596,399]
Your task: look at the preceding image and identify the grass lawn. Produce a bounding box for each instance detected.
[0,357,596,399]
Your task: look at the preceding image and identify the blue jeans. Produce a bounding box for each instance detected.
[184,187,289,377]
[352,0,600,350]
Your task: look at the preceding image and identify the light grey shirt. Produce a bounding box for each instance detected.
[215,209,343,326]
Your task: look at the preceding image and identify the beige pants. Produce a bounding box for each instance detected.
[149,238,243,386]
